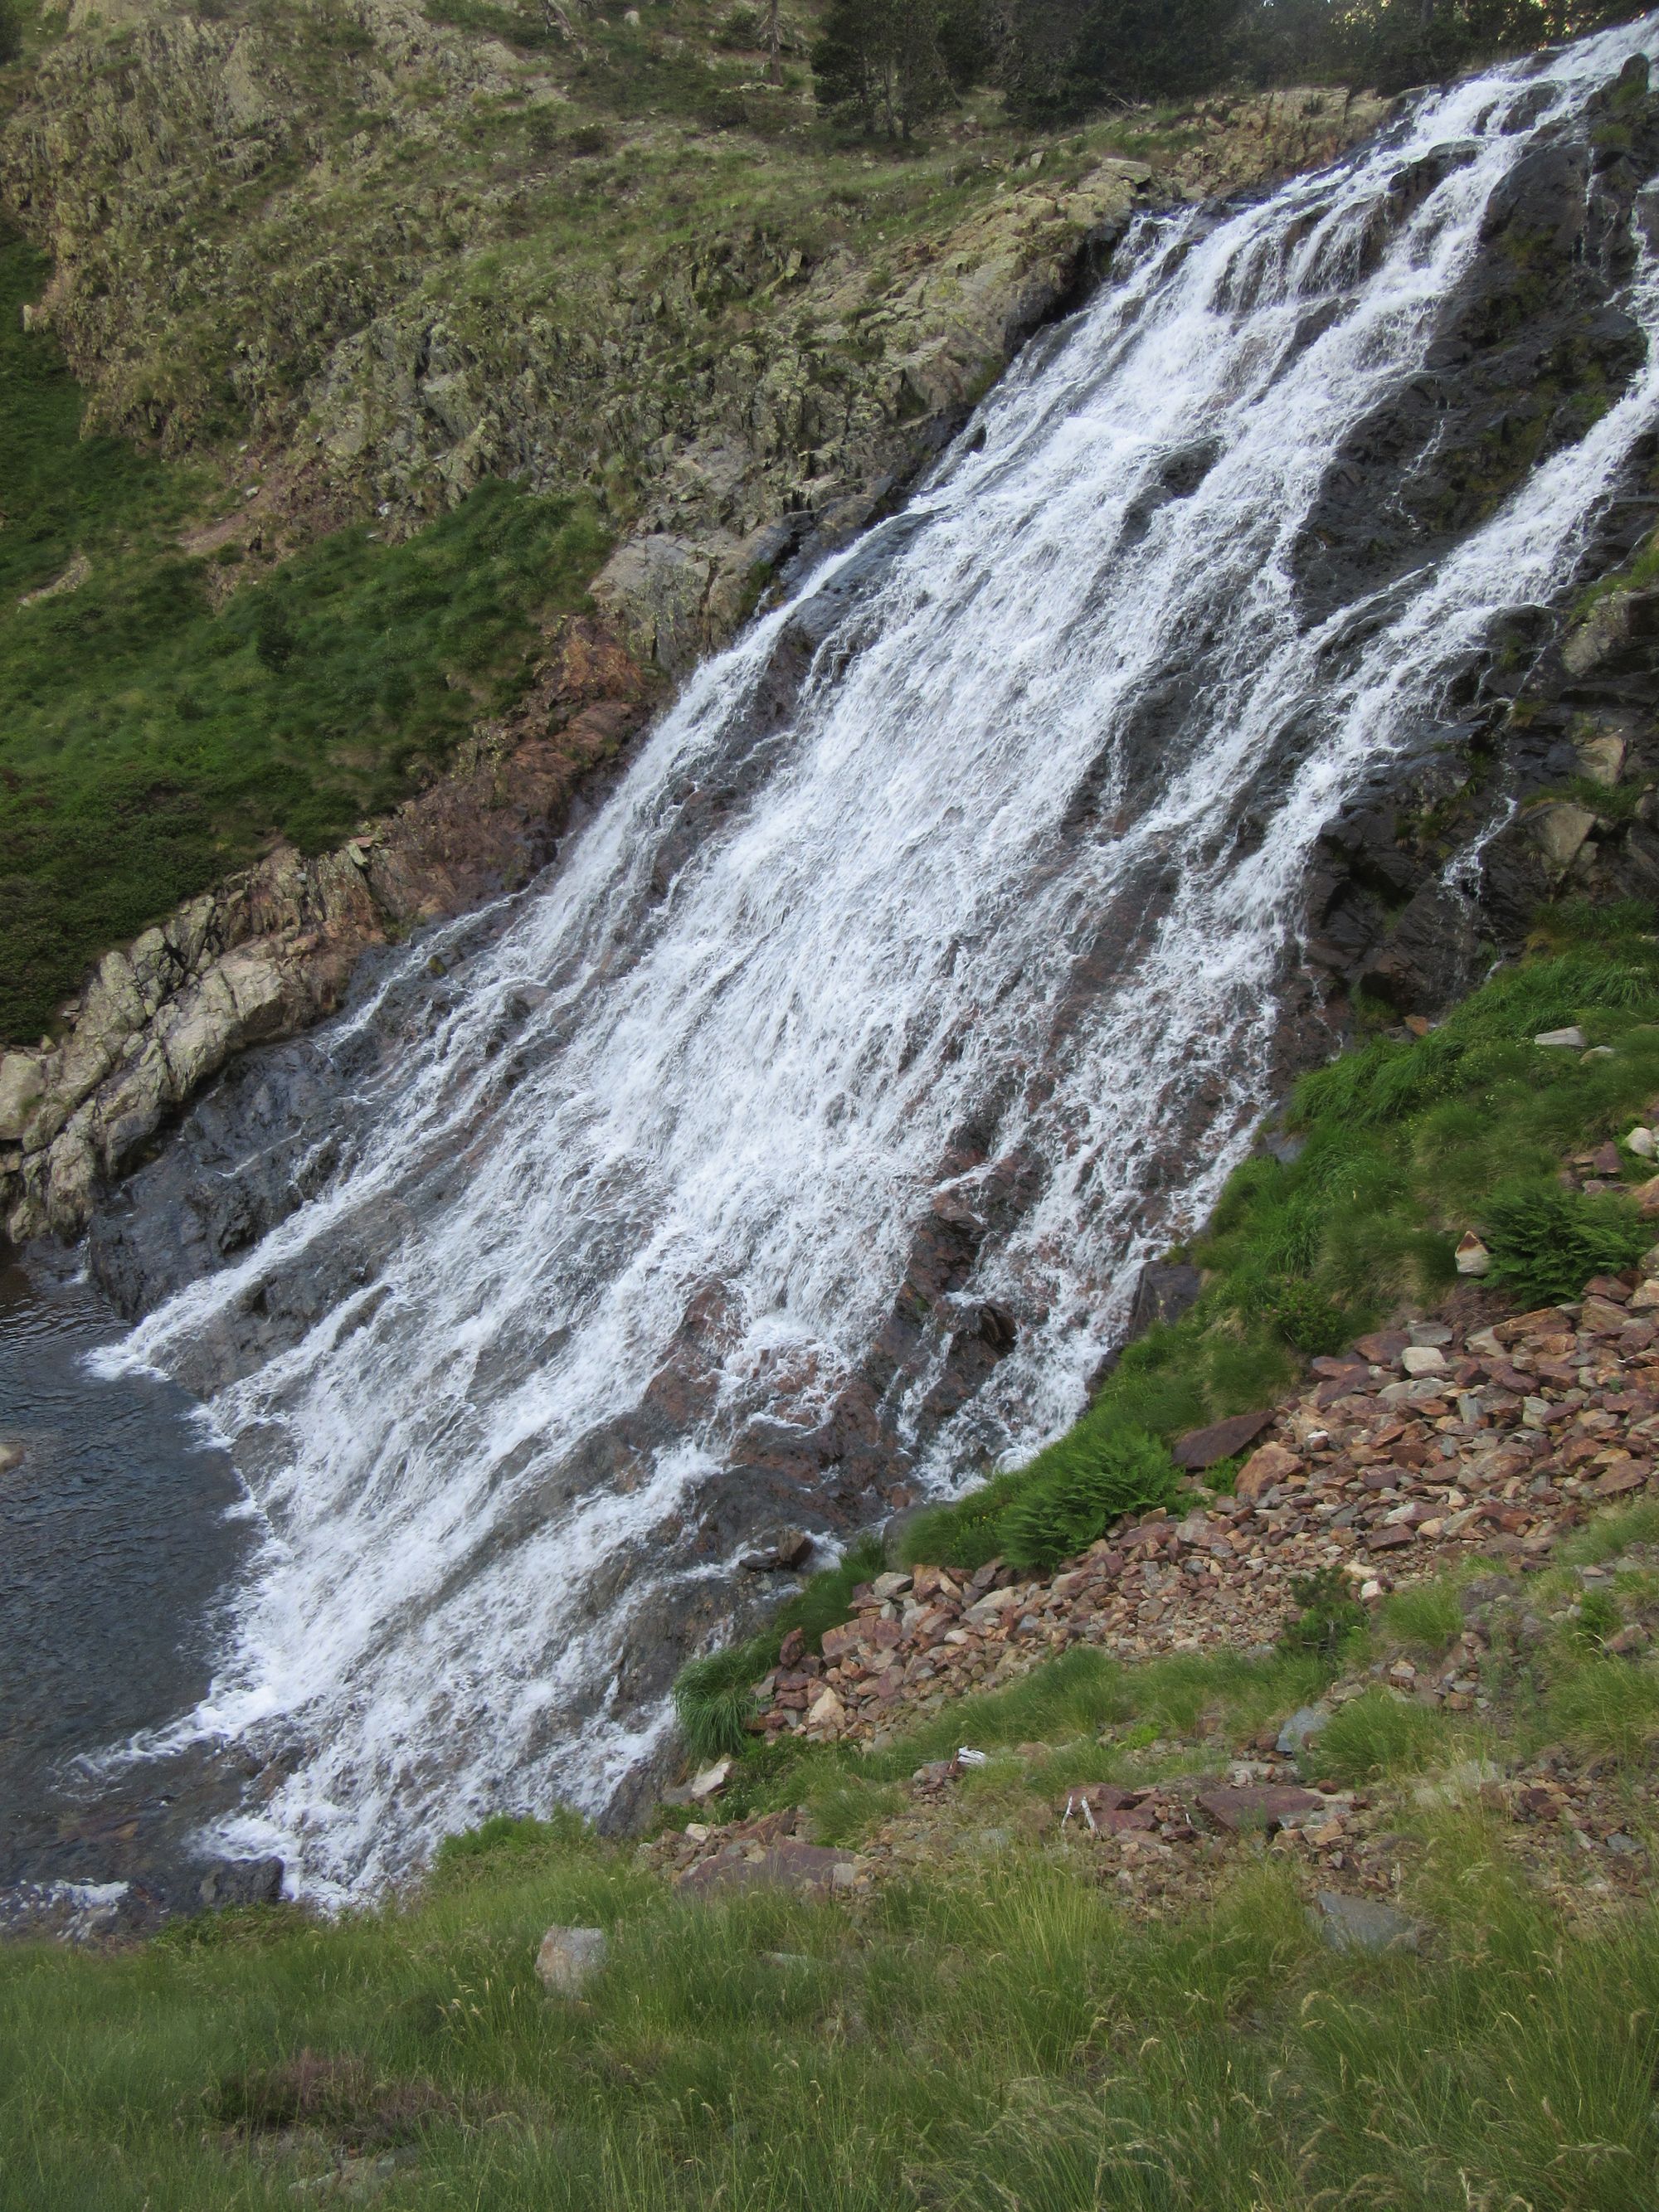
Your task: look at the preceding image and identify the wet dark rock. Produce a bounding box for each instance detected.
[1171,1407,1277,1471]
[1126,1262,1202,1340]
[197,1856,285,1910]
[1297,70,1659,620]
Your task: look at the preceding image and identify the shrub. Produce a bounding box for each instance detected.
[1258,1276,1350,1355]
[998,1426,1179,1574]
[1479,1181,1647,1307]
[1279,1567,1365,1660]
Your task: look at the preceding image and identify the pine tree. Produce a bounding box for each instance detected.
[812,0,956,138]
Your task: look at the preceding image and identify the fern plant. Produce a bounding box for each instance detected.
[998,1426,1180,1574]
[1480,1181,1647,1307]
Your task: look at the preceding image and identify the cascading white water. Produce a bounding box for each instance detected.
[103,17,1659,1895]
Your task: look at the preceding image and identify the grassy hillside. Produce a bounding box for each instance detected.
[6,1529,1659,2210]
[0,229,606,1043]
[0,0,1285,1046]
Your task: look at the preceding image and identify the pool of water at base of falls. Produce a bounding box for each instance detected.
[0,1248,251,1904]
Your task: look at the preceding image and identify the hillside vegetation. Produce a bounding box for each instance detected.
[0,0,1381,1043]
[7,1513,1659,2210]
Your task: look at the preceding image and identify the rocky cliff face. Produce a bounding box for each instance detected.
[1300,54,1659,1022]
[0,3,1394,1242]
[0,1,1385,664]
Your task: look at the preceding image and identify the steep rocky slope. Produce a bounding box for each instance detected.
[0,0,1385,664]
[0,0,1390,1239]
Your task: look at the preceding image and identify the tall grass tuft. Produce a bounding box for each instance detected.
[674,1647,764,1763]
[997,1425,1180,1573]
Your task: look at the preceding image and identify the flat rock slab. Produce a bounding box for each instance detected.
[1195,1784,1325,1833]
[1311,1890,1420,1954]
[676,1840,854,1898]
[1171,1407,1276,1470]
[1352,1330,1409,1364]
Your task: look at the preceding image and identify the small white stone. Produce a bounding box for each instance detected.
[1401,1345,1447,1376]
[1455,1232,1491,1276]
[1627,1126,1657,1159]
[1535,1026,1588,1050]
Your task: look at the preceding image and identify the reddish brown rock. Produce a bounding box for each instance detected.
[1195,1785,1324,1834]
[677,1840,855,1897]
[1352,1330,1409,1364]
[1170,1408,1277,1470]
[1236,1441,1301,1505]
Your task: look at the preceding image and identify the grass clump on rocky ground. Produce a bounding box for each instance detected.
[9,1532,1659,2210]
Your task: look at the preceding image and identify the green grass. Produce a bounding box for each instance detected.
[12,1533,1659,2210]
[1545,1656,1659,1766]
[7,1795,1659,2208]
[1316,1686,1453,1786]
[0,225,609,1040]
[1381,1574,1468,1656]
[1560,1500,1659,1565]
[687,1640,1343,1834]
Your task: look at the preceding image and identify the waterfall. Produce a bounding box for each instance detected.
[102,17,1659,1896]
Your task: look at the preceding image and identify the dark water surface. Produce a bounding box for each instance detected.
[0,1247,252,1901]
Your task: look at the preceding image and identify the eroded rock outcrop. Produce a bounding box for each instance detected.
[0,617,648,1242]
[1300,57,1659,1014]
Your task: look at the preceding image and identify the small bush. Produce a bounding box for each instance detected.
[1279,1567,1365,1660]
[1258,1277,1351,1355]
[1479,1181,1647,1307]
[999,1427,1179,1574]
